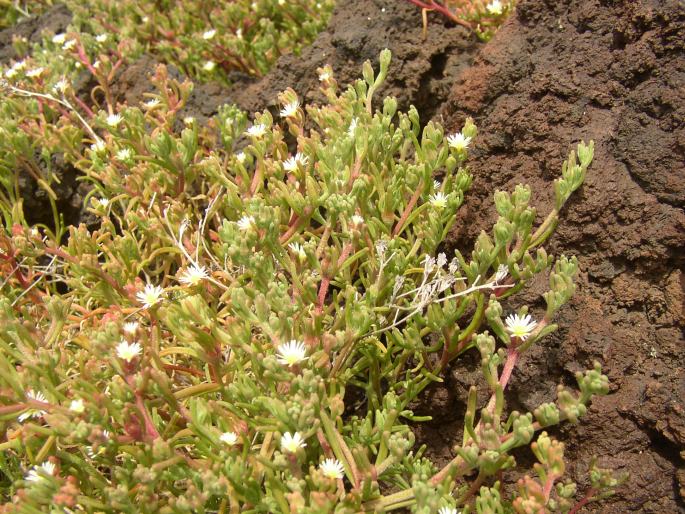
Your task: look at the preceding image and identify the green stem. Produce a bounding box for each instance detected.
[173,382,221,400]
[528,209,559,248]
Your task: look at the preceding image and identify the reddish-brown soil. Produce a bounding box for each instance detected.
[2,0,683,511]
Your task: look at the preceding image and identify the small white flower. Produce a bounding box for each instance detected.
[219,431,239,445]
[116,339,142,362]
[136,283,165,309]
[53,33,66,44]
[246,123,266,138]
[446,132,471,151]
[13,60,27,71]
[69,399,85,413]
[203,61,216,72]
[63,39,77,50]
[18,390,47,422]
[236,151,246,164]
[96,34,108,43]
[123,322,139,335]
[25,461,56,483]
[280,431,306,453]
[505,313,537,341]
[183,116,195,125]
[142,16,149,23]
[486,0,504,15]
[95,198,109,208]
[295,152,309,166]
[143,98,160,109]
[236,28,243,39]
[434,180,442,190]
[52,79,69,93]
[318,70,331,81]
[237,215,255,231]
[26,67,44,78]
[116,148,132,161]
[92,60,100,69]
[288,242,307,261]
[348,117,358,137]
[320,458,344,479]
[86,445,104,459]
[280,100,300,118]
[351,214,364,226]
[90,140,106,154]
[203,29,217,40]
[429,192,449,209]
[283,156,298,172]
[4,68,17,79]
[437,252,447,268]
[438,508,460,514]
[106,113,122,127]
[283,152,309,171]
[276,340,308,366]
[179,264,209,286]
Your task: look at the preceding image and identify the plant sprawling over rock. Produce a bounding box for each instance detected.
[0,47,622,513]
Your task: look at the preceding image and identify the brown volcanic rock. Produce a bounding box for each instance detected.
[441,0,685,511]
[224,0,480,120]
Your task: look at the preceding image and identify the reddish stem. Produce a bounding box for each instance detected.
[542,473,557,503]
[569,487,597,514]
[498,346,518,389]
[347,157,363,188]
[74,42,99,77]
[56,105,72,120]
[317,242,353,312]
[279,207,313,245]
[1,253,30,289]
[404,0,472,28]
[249,160,262,195]
[135,391,161,440]
[107,57,125,83]
[72,94,95,118]
[483,345,518,414]
[392,183,424,237]
[0,404,30,415]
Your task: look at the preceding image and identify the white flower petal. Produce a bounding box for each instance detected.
[116,340,142,362]
[237,215,255,231]
[276,340,308,366]
[219,431,239,445]
[280,100,300,118]
[25,461,55,483]
[446,132,471,151]
[504,313,538,340]
[179,265,209,286]
[429,192,449,209]
[136,283,165,309]
[319,458,345,479]
[280,431,306,453]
